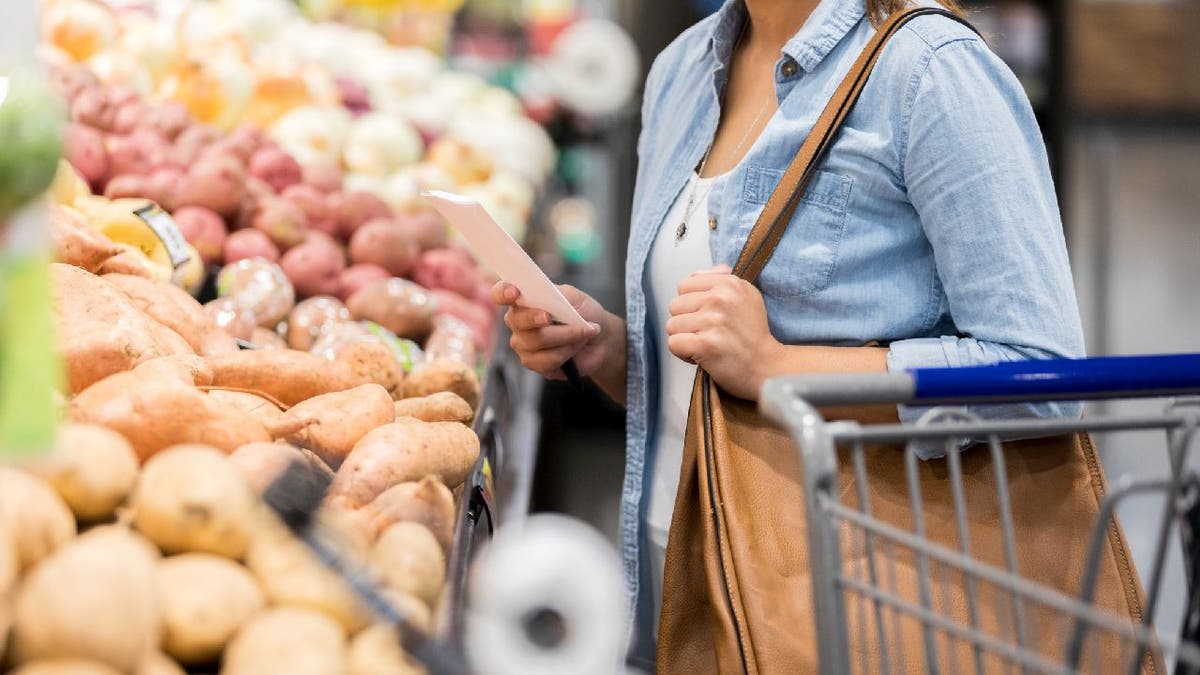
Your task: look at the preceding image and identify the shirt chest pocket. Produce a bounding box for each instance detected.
[742,166,853,298]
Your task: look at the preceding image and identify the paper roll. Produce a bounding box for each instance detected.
[466,514,628,675]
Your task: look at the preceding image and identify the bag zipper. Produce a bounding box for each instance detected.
[701,374,751,673]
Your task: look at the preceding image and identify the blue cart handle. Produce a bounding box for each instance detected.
[763,354,1200,407]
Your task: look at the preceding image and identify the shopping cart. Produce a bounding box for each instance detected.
[760,353,1200,675]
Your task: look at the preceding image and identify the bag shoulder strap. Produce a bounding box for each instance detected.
[733,6,977,283]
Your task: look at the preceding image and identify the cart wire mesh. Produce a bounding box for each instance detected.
[761,354,1200,675]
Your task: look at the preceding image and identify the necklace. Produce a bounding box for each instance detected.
[676,25,773,241]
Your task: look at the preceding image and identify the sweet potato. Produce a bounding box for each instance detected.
[370,522,445,608]
[104,272,213,354]
[327,419,480,508]
[131,445,259,558]
[0,468,76,572]
[10,528,158,672]
[156,553,266,664]
[31,423,139,523]
[348,219,418,277]
[346,278,434,340]
[10,660,123,675]
[404,359,481,411]
[93,247,157,279]
[222,608,346,675]
[136,651,186,675]
[63,123,109,188]
[363,477,455,553]
[205,389,286,428]
[393,392,473,424]
[249,147,303,193]
[228,442,332,494]
[336,264,389,302]
[52,264,190,393]
[71,359,273,461]
[286,296,351,351]
[172,206,226,265]
[49,204,120,272]
[223,228,280,264]
[278,384,395,469]
[280,237,345,298]
[205,349,358,407]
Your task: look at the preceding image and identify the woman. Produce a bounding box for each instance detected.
[494,0,1085,667]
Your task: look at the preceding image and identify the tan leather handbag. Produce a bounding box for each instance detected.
[656,8,1157,674]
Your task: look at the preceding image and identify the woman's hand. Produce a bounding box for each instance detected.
[666,265,783,400]
[491,282,627,403]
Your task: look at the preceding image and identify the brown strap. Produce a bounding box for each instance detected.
[733,7,977,284]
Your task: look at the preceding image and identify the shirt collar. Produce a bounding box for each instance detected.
[709,0,866,73]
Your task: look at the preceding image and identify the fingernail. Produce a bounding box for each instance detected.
[586,322,601,336]
[539,312,551,326]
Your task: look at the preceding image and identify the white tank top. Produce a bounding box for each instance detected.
[645,172,718,623]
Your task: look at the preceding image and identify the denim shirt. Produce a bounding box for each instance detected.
[621,0,1085,666]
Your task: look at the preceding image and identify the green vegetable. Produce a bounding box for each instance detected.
[0,253,62,458]
[0,67,65,220]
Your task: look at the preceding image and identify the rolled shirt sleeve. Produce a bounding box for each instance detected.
[887,35,1086,457]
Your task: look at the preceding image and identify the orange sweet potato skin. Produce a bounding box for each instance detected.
[52,264,193,393]
[71,359,271,462]
[229,442,333,494]
[392,392,473,424]
[50,204,120,272]
[277,384,395,469]
[402,359,480,411]
[326,419,479,509]
[362,477,455,552]
[205,350,358,407]
[103,272,218,354]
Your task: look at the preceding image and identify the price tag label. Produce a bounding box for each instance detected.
[134,203,191,270]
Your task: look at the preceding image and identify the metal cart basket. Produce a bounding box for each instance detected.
[760,354,1200,675]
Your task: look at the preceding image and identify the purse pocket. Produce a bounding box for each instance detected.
[743,165,852,297]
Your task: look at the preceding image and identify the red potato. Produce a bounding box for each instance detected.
[348,219,418,277]
[173,206,227,265]
[69,87,117,131]
[223,228,280,264]
[142,168,187,211]
[105,129,170,179]
[141,102,191,141]
[170,124,221,166]
[394,208,449,252]
[251,196,308,250]
[49,204,120,273]
[337,264,389,302]
[48,61,100,101]
[411,247,484,300]
[63,123,109,188]
[327,418,480,509]
[345,278,435,340]
[429,289,495,351]
[277,384,395,469]
[286,296,351,351]
[281,184,336,236]
[330,190,391,239]
[249,147,303,194]
[109,100,146,135]
[363,477,455,552]
[280,239,345,299]
[303,161,343,193]
[177,153,247,217]
[210,124,267,163]
[101,173,150,201]
[424,315,477,366]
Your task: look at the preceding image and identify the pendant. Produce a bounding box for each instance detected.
[675,221,687,240]
[709,216,718,231]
